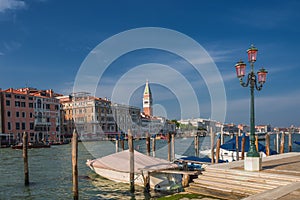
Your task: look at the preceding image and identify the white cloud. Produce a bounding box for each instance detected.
[0,0,26,13]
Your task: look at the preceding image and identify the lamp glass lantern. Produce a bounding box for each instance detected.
[235,61,246,78]
[247,45,258,63]
[257,68,268,84]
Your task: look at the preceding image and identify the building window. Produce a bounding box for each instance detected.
[21,102,26,107]
[37,112,42,122]
[16,112,20,117]
[6,100,10,106]
[29,103,33,108]
[30,123,34,130]
[22,122,26,130]
[20,96,26,100]
[29,97,33,100]
[16,122,20,130]
[46,104,50,109]
[5,93,11,98]
[15,101,20,107]
[8,122,11,130]
[22,112,26,118]
[7,111,11,117]
[30,113,33,118]
[37,99,42,108]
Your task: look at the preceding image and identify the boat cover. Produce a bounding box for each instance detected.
[87,150,177,173]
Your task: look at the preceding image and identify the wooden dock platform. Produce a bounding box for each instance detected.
[185,152,300,200]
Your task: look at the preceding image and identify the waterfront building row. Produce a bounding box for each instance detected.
[0,88,60,144]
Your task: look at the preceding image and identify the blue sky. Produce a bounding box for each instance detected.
[0,0,300,127]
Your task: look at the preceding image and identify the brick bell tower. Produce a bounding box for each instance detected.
[143,80,153,116]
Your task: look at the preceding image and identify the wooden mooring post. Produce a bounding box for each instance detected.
[128,129,134,193]
[23,132,29,186]
[146,133,150,156]
[280,132,285,154]
[120,135,125,151]
[215,134,221,163]
[210,127,215,164]
[255,135,259,152]
[265,133,270,156]
[241,133,246,160]
[168,132,171,162]
[115,135,119,153]
[171,133,175,161]
[72,129,78,200]
[288,132,292,152]
[152,136,156,157]
[276,132,279,153]
[236,133,239,161]
[194,133,199,157]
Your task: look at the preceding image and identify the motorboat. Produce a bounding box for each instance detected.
[86,150,182,191]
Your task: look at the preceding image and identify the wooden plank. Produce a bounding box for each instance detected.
[204,168,300,182]
[192,179,265,194]
[201,171,290,186]
[194,176,278,190]
[186,185,246,200]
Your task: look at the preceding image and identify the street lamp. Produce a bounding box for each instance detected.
[235,45,268,159]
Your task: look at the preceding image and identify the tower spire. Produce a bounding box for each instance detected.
[143,80,152,116]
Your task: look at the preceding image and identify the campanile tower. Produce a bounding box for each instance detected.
[143,80,153,116]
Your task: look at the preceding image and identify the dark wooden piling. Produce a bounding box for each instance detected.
[265,133,270,156]
[288,132,292,152]
[241,133,245,160]
[23,132,29,186]
[128,129,134,193]
[168,132,171,162]
[210,127,215,164]
[72,129,78,200]
[152,137,156,157]
[280,132,285,154]
[121,134,125,151]
[146,133,150,156]
[215,134,221,163]
[236,133,239,161]
[171,133,175,161]
[142,171,150,193]
[194,134,199,157]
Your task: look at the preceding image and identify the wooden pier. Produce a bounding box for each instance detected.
[186,152,300,200]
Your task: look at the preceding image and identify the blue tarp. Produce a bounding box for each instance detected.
[294,141,300,145]
[220,136,277,155]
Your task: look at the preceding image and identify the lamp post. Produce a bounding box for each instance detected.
[235,45,268,159]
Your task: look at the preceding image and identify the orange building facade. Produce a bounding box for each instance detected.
[0,88,61,144]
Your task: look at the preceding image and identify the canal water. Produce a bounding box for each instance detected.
[1,134,300,199]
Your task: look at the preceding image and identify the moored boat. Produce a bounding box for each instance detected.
[202,136,277,162]
[11,143,51,149]
[86,150,182,191]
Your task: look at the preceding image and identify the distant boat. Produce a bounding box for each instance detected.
[202,136,277,162]
[11,143,51,149]
[86,150,182,191]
